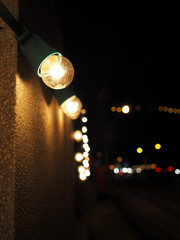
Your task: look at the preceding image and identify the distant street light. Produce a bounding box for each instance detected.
[0,1,74,89]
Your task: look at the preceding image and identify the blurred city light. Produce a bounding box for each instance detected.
[82,126,88,133]
[158,106,180,114]
[175,169,180,175]
[73,130,82,142]
[81,108,86,114]
[82,117,88,123]
[117,156,123,162]
[155,143,161,150]
[122,105,130,114]
[136,147,143,154]
[117,107,122,112]
[113,167,119,174]
[155,167,162,173]
[167,166,174,172]
[75,152,83,162]
[111,106,116,112]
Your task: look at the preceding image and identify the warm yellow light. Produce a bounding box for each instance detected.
[82,117,88,123]
[151,163,157,169]
[82,159,89,168]
[137,147,143,154]
[117,156,123,162]
[81,109,86,114]
[122,105,130,114]
[111,106,116,112]
[74,152,83,162]
[73,130,83,142]
[85,169,91,177]
[83,152,89,158]
[40,55,74,89]
[168,108,173,113]
[61,96,82,119]
[79,173,87,181]
[117,107,122,112]
[78,166,85,173]
[82,135,89,143]
[158,106,163,111]
[109,164,114,170]
[82,126,87,133]
[155,143,161,150]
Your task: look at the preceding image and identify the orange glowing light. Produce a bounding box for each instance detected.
[117,156,123,162]
[109,164,114,170]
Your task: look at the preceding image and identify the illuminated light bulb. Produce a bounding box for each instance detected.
[73,130,82,142]
[83,143,89,149]
[109,164,114,170]
[136,147,143,154]
[136,168,141,173]
[155,143,161,150]
[82,117,88,123]
[158,106,163,111]
[167,166,174,172]
[175,169,180,175]
[74,152,83,162]
[113,168,119,174]
[117,107,121,112]
[122,105,130,114]
[83,152,89,158]
[117,156,123,162]
[82,126,88,133]
[168,108,173,113]
[82,135,89,143]
[151,163,157,169]
[61,95,82,119]
[40,54,74,89]
[155,167,162,173]
[85,169,91,177]
[78,166,85,174]
[81,109,86,114]
[79,173,87,181]
[85,157,90,161]
[111,106,116,112]
[82,159,89,168]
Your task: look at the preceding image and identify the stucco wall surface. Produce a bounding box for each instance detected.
[0,0,18,239]
[0,1,75,240]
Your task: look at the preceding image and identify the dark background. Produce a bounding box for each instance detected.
[54,0,180,168]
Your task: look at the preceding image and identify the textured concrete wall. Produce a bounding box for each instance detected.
[0,1,75,239]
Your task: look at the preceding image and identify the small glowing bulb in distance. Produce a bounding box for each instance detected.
[155,143,161,150]
[78,166,85,174]
[122,105,130,114]
[113,168,119,174]
[85,169,91,177]
[73,130,82,142]
[82,117,88,123]
[74,152,83,162]
[61,96,82,120]
[137,147,143,154]
[82,159,89,168]
[82,126,88,133]
[79,173,87,181]
[40,54,74,89]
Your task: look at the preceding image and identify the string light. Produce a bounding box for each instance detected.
[158,106,180,114]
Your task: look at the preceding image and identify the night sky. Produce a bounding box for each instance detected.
[54,1,180,167]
